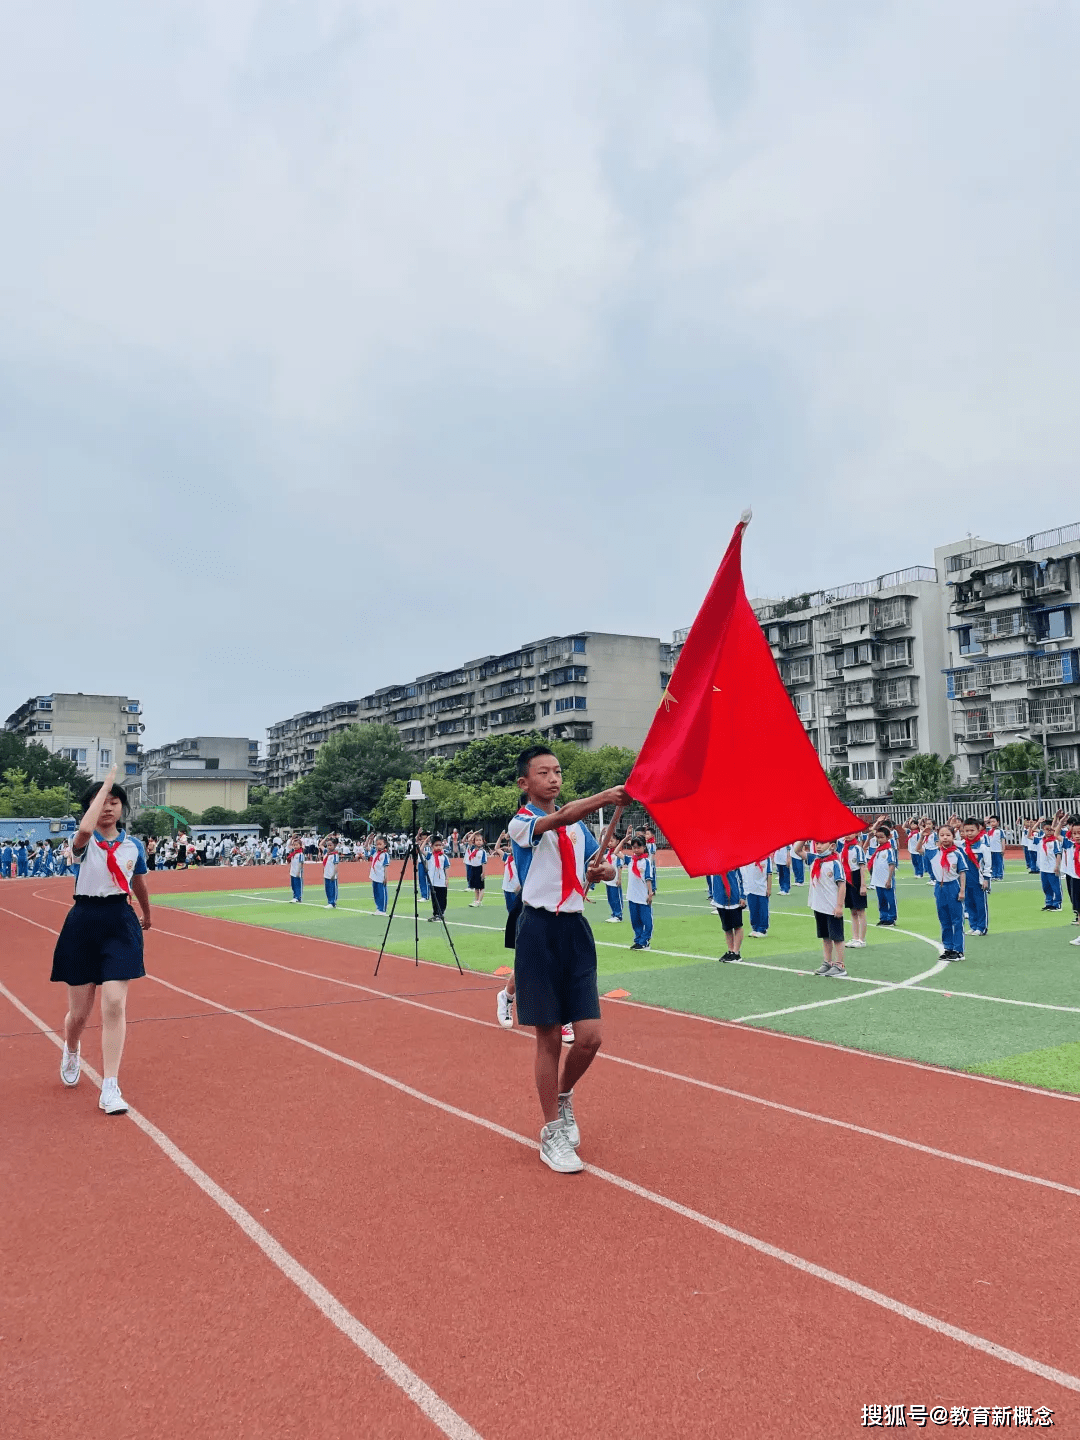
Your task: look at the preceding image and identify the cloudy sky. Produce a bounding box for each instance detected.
[4,0,1079,747]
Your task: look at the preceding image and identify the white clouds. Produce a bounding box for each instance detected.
[2,1,1078,741]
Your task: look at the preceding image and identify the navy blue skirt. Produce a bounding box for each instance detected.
[51,896,145,986]
[513,905,600,1027]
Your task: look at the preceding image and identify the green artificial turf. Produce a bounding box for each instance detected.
[156,861,1080,1093]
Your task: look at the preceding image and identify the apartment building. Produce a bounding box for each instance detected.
[936,521,1080,783]
[264,632,672,792]
[4,693,144,781]
[747,568,951,799]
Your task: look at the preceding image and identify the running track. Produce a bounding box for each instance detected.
[3,875,1079,1437]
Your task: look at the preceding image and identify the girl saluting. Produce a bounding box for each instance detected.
[51,766,151,1114]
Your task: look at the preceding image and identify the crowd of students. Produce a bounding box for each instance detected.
[0,838,74,878]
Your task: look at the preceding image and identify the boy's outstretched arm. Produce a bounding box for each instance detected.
[531,786,629,837]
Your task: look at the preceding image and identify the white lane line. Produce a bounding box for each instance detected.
[0,979,483,1440]
[108,970,1080,1394]
[8,902,1073,1199]
[912,987,1080,1016]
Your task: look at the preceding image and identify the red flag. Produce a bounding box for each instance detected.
[626,515,861,876]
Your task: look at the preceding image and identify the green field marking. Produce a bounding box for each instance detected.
[972,1041,1080,1096]
[153,859,1080,1091]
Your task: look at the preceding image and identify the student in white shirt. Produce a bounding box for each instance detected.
[772,845,791,895]
[740,857,771,938]
[465,830,488,907]
[792,840,848,978]
[983,815,1005,881]
[929,824,966,959]
[867,826,897,927]
[1061,816,1080,939]
[288,839,305,902]
[322,840,340,908]
[839,835,868,948]
[493,832,523,1027]
[507,745,626,1175]
[49,768,152,1115]
[369,837,390,915]
[423,835,451,919]
[1036,818,1063,911]
[622,836,655,950]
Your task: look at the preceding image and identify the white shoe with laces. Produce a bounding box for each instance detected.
[561,1023,575,1045]
[98,1078,129,1115]
[557,1091,580,1148]
[539,1120,583,1174]
[60,1044,80,1087]
[496,989,514,1028]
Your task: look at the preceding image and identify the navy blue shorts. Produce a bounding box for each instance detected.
[466,865,485,890]
[51,896,145,986]
[514,905,600,1027]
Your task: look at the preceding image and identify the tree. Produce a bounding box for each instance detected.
[199,806,242,825]
[283,724,414,830]
[889,753,955,803]
[0,732,87,795]
[0,768,74,819]
[983,741,1046,800]
[827,766,864,805]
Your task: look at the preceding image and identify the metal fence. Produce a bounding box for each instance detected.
[849,795,1077,839]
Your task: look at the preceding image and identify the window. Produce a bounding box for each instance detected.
[126,723,139,733]
[792,692,814,719]
[554,696,587,713]
[844,681,875,706]
[988,657,1026,685]
[872,598,912,630]
[125,703,139,713]
[990,699,1028,731]
[766,625,781,645]
[1035,608,1072,641]
[124,763,138,776]
[660,672,671,690]
[1049,747,1079,772]
[964,708,992,739]
[125,743,139,756]
[885,718,917,748]
[99,749,111,765]
[35,721,51,731]
[36,698,53,710]
[572,638,586,653]
[840,600,870,629]
[842,643,875,668]
[786,622,810,646]
[547,666,588,687]
[847,721,876,745]
[304,749,315,761]
[785,658,812,684]
[540,701,550,716]
[851,762,876,781]
[881,640,912,668]
[956,625,984,656]
[59,747,87,765]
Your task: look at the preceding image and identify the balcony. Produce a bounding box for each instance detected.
[871,600,912,631]
[973,566,1032,601]
[875,680,919,710]
[779,628,812,650]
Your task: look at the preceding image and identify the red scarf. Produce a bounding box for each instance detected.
[96,835,131,894]
[504,852,515,883]
[937,843,957,878]
[1041,834,1056,856]
[810,853,835,885]
[839,841,859,883]
[962,833,984,869]
[631,855,645,879]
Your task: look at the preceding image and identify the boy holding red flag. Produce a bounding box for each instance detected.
[507,745,627,1175]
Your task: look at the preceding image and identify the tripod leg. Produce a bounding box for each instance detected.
[434,889,465,975]
[374,854,411,977]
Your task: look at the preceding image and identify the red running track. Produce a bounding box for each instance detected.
[2,877,1079,1438]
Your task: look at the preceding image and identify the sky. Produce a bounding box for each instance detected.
[4,0,1080,747]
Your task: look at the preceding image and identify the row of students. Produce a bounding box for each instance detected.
[0,839,74,877]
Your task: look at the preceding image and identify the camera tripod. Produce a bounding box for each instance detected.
[373,798,464,977]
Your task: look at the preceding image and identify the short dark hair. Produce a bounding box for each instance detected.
[631,835,647,847]
[987,814,1000,822]
[81,779,130,819]
[962,816,981,828]
[516,744,557,779]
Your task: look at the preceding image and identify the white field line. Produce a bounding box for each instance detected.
[5,903,1074,1200]
[0,977,483,1440]
[732,956,949,1023]
[68,967,1080,1394]
[12,897,1080,1100]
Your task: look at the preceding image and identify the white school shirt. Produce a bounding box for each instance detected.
[807,854,843,915]
[507,803,599,914]
[369,850,389,883]
[929,848,962,884]
[1062,839,1080,880]
[501,850,520,894]
[1023,831,1038,853]
[985,826,1004,855]
[773,846,790,866]
[1036,835,1061,873]
[72,829,147,897]
[323,851,339,880]
[289,849,304,878]
[466,847,487,868]
[740,858,771,897]
[838,841,865,876]
[867,845,894,888]
[959,837,992,882]
[625,854,653,905]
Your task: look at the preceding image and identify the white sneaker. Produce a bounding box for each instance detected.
[605,915,622,923]
[324,903,335,908]
[1070,936,1080,947]
[60,1044,80,1087]
[290,898,300,904]
[98,1079,129,1115]
[557,1091,580,1148]
[539,1120,583,1174]
[561,1023,575,1045]
[748,931,767,939]
[496,989,514,1028]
